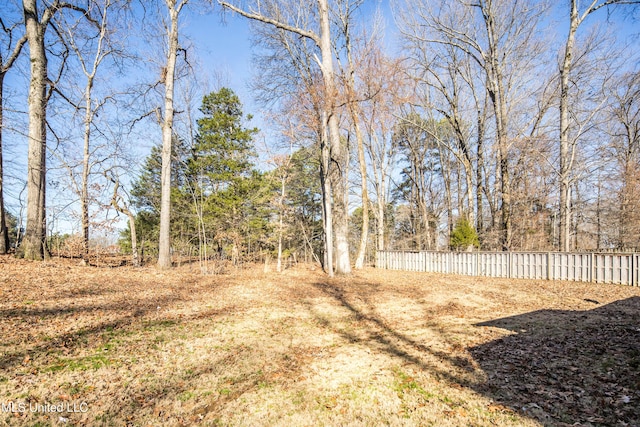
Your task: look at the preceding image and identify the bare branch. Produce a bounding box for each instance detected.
[588,0,640,16]
[1,34,27,73]
[218,1,320,46]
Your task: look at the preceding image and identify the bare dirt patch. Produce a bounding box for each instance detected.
[0,255,638,426]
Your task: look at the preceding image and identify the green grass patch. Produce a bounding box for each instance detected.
[44,354,116,373]
[143,319,179,331]
[393,368,437,400]
[177,391,195,402]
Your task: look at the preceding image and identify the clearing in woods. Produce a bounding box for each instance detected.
[0,255,639,426]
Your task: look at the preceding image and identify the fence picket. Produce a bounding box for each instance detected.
[375,250,638,286]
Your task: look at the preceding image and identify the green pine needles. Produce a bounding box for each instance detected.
[449,218,479,251]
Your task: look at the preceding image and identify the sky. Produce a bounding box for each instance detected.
[174,0,639,133]
[1,0,638,240]
[178,0,398,137]
[182,8,256,107]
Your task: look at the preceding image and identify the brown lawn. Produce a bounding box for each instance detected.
[0,255,639,426]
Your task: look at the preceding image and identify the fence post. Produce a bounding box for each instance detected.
[475,252,479,277]
[546,252,550,280]
[423,251,427,272]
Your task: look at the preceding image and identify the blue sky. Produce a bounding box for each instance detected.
[182,8,255,103]
[178,0,639,125]
[178,1,398,130]
[1,0,638,239]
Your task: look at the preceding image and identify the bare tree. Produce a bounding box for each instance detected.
[219,0,351,275]
[557,0,640,251]
[19,0,82,259]
[394,113,448,249]
[175,75,211,273]
[157,0,188,269]
[250,18,333,272]
[398,17,477,226]
[397,0,547,250]
[358,48,405,256]
[0,13,27,254]
[336,0,369,269]
[54,0,124,261]
[107,171,139,266]
[606,72,640,249]
[18,0,52,259]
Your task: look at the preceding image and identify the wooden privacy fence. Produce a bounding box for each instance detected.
[376,251,640,286]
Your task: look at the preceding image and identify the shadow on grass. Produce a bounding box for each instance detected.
[0,292,184,372]
[310,279,640,426]
[469,296,640,426]
[309,281,477,386]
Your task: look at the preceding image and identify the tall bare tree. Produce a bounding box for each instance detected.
[219,0,351,275]
[157,0,188,269]
[18,0,51,259]
[558,0,640,251]
[0,14,27,254]
[249,13,333,272]
[336,0,369,269]
[397,0,546,250]
[361,52,407,256]
[55,0,122,261]
[18,0,89,259]
[607,72,640,249]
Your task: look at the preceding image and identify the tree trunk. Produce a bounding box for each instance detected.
[354,117,369,269]
[559,1,579,252]
[19,0,48,260]
[128,212,140,267]
[0,73,8,254]
[482,3,511,250]
[476,116,485,241]
[343,17,369,270]
[318,0,350,275]
[277,174,285,273]
[81,77,93,262]
[276,223,283,272]
[157,1,181,269]
[320,113,334,276]
[462,157,475,224]
[376,175,385,252]
[371,131,390,255]
[441,149,453,247]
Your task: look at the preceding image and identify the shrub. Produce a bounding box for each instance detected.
[450,218,479,251]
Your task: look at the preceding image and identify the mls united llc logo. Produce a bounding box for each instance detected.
[1,401,89,413]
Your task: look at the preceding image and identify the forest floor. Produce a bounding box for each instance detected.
[0,255,639,427]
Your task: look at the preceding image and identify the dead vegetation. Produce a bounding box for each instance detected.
[0,255,639,426]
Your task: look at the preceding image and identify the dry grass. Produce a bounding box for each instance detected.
[0,255,639,426]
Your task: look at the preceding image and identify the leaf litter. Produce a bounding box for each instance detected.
[0,255,639,426]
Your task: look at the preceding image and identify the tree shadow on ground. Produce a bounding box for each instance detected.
[0,293,185,372]
[469,296,640,427]
[309,281,478,386]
